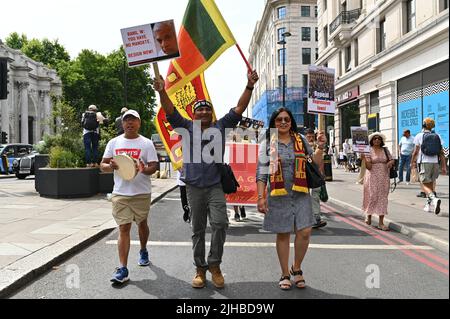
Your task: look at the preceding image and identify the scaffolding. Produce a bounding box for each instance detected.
[252,87,311,128]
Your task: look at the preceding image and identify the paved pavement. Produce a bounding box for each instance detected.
[326,167,449,253]
[0,175,177,298]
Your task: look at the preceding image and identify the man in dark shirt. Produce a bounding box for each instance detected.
[115,107,128,136]
[153,70,259,289]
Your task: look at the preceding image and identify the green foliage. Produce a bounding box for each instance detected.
[48,146,79,168]
[5,32,28,50]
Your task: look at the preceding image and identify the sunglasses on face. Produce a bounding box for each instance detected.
[275,116,291,123]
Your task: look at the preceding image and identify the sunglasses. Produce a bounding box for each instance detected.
[275,116,291,123]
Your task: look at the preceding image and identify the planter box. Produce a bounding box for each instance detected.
[98,172,114,193]
[36,168,99,198]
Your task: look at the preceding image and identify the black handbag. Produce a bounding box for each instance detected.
[218,163,240,194]
[319,184,329,202]
[383,148,398,179]
[305,158,326,189]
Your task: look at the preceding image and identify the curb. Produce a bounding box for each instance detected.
[327,197,449,254]
[0,184,178,299]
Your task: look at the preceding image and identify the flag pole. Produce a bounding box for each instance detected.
[152,62,160,78]
[235,44,252,71]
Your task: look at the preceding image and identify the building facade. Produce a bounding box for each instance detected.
[249,0,319,127]
[0,42,62,144]
[316,0,449,153]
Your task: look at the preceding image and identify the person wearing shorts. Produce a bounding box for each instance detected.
[101,110,158,284]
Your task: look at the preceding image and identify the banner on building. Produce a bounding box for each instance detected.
[224,142,259,206]
[308,65,336,116]
[350,126,370,153]
[121,20,180,67]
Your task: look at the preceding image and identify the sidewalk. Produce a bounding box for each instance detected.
[0,176,177,298]
[325,167,449,253]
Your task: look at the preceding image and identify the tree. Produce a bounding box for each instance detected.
[5,32,28,50]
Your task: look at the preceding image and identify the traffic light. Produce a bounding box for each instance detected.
[1,131,7,144]
[0,57,9,100]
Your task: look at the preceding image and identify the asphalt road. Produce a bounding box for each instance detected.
[10,188,449,300]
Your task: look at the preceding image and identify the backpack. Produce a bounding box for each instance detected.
[217,163,240,194]
[421,132,442,156]
[83,112,99,130]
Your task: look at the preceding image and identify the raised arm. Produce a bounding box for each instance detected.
[153,76,175,115]
[234,70,259,115]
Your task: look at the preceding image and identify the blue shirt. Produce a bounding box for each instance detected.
[399,136,415,156]
[166,108,242,188]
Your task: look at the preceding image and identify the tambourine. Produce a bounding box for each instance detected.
[113,154,138,181]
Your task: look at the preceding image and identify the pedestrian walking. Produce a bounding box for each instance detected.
[305,128,327,229]
[411,118,447,214]
[153,69,259,289]
[100,110,159,284]
[256,107,326,290]
[233,205,246,221]
[361,132,394,231]
[398,129,415,184]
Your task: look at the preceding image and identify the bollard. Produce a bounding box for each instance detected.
[323,154,333,181]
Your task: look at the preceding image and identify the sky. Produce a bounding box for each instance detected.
[0,0,266,118]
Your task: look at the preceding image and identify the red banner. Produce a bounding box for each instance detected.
[225,142,259,206]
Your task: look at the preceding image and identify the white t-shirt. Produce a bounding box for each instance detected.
[413,131,443,164]
[103,135,158,196]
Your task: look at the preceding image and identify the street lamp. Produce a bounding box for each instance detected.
[277,31,291,108]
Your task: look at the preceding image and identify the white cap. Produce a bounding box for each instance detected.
[122,109,140,120]
[120,107,128,114]
[88,104,97,111]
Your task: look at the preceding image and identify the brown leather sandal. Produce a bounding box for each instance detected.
[290,266,306,289]
[278,275,291,290]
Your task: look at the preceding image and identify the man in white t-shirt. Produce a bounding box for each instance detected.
[411,118,447,215]
[100,110,158,284]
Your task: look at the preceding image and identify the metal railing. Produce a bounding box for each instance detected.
[330,9,361,34]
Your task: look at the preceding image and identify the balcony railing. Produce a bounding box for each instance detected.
[330,9,361,34]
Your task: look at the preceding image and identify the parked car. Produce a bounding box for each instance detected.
[0,143,34,174]
[12,150,39,179]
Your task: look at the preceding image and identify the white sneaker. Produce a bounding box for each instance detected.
[432,197,442,215]
[406,182,410,185]
[423,203,432,212]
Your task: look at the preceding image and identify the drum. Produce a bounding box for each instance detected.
[113,154,138,181]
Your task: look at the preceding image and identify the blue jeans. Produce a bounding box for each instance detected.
[83,132,99,164]
[398,154,411,182]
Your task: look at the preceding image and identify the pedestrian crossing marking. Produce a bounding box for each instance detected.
[105,240,435,250]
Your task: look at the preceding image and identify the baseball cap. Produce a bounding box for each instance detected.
[423,117,435,129]
[193,100,213,112]
[122,109,141,120]
[120,107,128,114]
[88,105,97,111]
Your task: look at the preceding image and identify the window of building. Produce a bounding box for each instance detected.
[315,48,319,61]
[406,0,416,33]
[301,6,310,17]
[302,27,311,41]
[345,45,351,71]
[338,50,342,76]
[278,27,286,41]
[440,0,449,11]
[302,48,311,65]
[278,75,287,88]
[323,0,327,11]
[278,7,286,19]
[377,18,386,53]
[303,74,308,88]
[369,91,380,114]
[323,25,328,48]
[354,39,359,67]
[278,48,285,66]
[315,27,318,42]
[315,6,318,17]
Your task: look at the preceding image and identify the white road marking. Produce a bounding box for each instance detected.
[104,240,434,250]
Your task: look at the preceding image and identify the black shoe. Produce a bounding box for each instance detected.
[239,207,246,219]
[312,220,327,229]
[416,192,427,198]
[234,213,240,221]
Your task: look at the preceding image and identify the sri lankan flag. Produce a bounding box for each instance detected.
[155,73,217,170]
[165,0,236,95]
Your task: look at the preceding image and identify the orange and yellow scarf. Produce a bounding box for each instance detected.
[269,132,309,196]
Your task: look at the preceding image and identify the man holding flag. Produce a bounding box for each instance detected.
[154,69,258,289]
